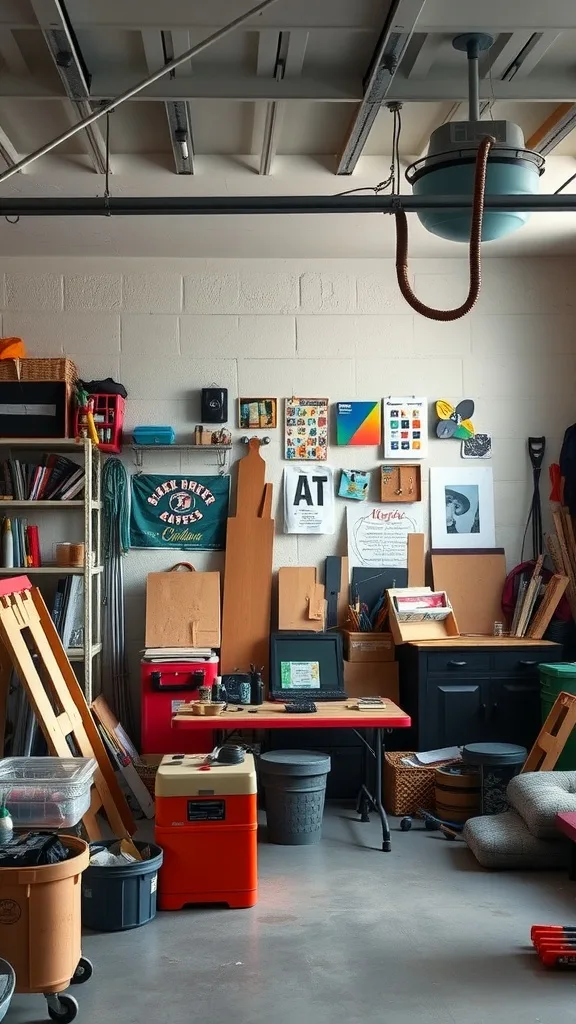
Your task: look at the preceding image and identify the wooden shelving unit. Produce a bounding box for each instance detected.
[0,438,102,701]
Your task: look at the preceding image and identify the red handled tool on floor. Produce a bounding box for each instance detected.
[531,925,576,968]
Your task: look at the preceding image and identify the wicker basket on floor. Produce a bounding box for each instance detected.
[383,750,457,817]
[134,756,162,799]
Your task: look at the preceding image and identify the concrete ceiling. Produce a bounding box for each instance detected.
[0,0,575,256]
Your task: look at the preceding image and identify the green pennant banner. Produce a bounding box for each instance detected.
[130,474,230,550]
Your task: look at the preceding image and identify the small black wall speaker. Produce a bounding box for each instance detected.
[201,386,228,423]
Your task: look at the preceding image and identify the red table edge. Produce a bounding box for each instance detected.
[556,812,576,841]
[174,711,412,730]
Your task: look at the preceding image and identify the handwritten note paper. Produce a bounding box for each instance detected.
[347,503,424,568]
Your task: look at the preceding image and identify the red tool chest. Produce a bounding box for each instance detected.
[141,659,218,754]
[155,753,258,910]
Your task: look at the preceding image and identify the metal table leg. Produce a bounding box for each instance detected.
[354,727,392,852]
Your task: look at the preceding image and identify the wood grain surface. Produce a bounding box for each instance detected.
[174,698,411,730]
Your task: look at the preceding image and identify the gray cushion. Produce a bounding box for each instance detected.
[464,810,570,870]
[507,771,576,839]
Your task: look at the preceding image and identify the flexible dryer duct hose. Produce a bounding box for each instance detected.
[394,136,495,321]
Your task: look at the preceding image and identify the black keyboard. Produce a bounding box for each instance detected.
[273,691,348,703]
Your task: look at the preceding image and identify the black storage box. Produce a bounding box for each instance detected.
[0,381,71,437]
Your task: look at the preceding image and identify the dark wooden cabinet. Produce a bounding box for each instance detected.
[426,679,488,748]
[399,640,562,751]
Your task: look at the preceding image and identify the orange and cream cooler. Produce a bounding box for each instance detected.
[155,753,258,909]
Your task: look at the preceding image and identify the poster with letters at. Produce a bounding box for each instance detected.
[284,464,335,534]
[347,502,424,568]
[130,474,229,550]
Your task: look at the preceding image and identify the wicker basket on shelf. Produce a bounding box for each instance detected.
[0,357,78,386]
[383,750,458,817]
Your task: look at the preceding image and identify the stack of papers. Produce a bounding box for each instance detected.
[142,648,217,662]
[394,592,451,623]
[401,746,461,768]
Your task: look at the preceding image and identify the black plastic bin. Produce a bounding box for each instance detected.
[81,840,163,932]
[260,750,331,846]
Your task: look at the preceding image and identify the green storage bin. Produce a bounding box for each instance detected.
[539,663,576,771]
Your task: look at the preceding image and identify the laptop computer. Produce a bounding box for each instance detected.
[269,631,347,702]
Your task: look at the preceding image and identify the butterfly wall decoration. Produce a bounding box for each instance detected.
[435,399,475,440]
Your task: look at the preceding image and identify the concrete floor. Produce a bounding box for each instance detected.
[7,805,576,1024]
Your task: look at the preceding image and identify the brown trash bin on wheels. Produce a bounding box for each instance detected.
[0,836,91,1023]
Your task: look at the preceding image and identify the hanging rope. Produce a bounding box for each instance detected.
[394,135,495,321]
[102,457,130,554]
[102,458,132,731]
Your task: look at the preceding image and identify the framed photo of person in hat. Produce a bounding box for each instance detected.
[430,467,495,548]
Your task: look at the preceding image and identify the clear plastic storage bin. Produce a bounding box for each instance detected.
[0,758,96,827]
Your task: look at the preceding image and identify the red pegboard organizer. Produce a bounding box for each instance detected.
[75,394,125,454]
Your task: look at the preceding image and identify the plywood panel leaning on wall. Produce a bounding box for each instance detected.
[220,439,274,680]
[278,567,325,631]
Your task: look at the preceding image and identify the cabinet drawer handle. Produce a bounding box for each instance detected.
[479,702,487,719]
[448,660,467,668]
[491,701,498,718]
[519,660,537,667]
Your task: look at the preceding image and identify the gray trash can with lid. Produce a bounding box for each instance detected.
[462,743,526,815]
[260,750,331,845]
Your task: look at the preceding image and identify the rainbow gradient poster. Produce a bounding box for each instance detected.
[336,402,381,446]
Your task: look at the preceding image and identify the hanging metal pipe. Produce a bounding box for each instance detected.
[467,37,480,122]
[1,194,576,215]
[0,0,279,183]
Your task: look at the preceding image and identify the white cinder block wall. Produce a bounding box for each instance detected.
[0,255,574,714]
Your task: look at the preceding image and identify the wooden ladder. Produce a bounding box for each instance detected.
[522,691,576,772]
[0,576,135,840]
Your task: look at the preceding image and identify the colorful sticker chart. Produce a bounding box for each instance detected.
[284,398,329,461]
[383,396,428,459]
[336,401,381,446]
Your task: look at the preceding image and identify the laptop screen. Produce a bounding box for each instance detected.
[270,632,344,696]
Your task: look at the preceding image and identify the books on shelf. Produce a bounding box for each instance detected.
[1,517,42,568]
[51,576,84,648]
[0,455,85,501]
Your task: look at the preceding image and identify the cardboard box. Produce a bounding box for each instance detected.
[387,587,459,644]
[344,660,399,702]
[145,566,221,647]
[344,630,395,663]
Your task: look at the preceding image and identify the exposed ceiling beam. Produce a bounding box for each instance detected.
[1,194,576,217]
[29,0,109,174]
[406,34,441,79]
[2,72,576,105]
[0,28,28,76]
[165,32,194,173]
[0,30,25,169]
[87,72,359,102]
[379,77,576,103]
[259,30,307,175]
[336,0,427,175]
[497,31,560,81]
[0,125,20,169]
[0,8,395,31]
[165,98,194,174]
[480,31,534,80]
[526,102,576,154]
[251,29,277,158]
[142,29,194,174]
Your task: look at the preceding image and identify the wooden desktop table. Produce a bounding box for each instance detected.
[174,700,411,851]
